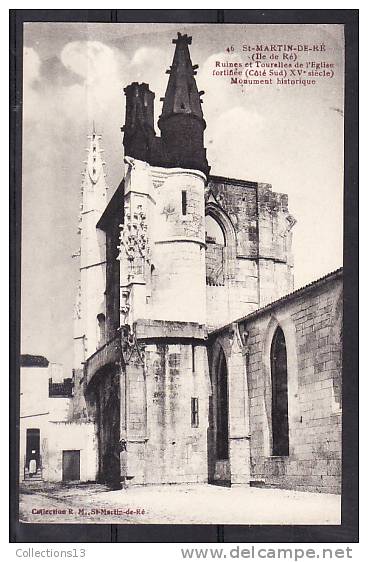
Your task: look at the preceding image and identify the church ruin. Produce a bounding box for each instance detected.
[22,32,342,493]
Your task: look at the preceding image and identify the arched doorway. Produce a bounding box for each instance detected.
[87,366,121,487]
[270,326,289,456]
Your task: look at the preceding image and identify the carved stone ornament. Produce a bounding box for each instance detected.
[282,213,297,237]
[117,204,150,276]
[120,288,131,325]
[74,280,82,320]
[121,326,145,366]
[161,203,175,220]
[118,438,127,452]
[228,322,250,356]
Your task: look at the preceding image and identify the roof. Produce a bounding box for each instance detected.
[96,179,124,231]
[209,267,343,337]
[159,32,204,122]
[20,354,49,368]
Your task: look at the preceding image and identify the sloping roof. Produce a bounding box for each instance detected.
[20,354,49,368]
[96,179,124,231]
[209,267,343,337]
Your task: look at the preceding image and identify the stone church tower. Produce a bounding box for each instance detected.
[73,33,295,487]
[74,126,108,367]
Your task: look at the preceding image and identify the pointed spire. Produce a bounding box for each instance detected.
[156,32,209,176]
[81,124,108,212]
[121,33,210,176]
[159,32,204,122]
[85,124,107,186]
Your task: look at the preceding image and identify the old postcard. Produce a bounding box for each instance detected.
[18,20,346,527]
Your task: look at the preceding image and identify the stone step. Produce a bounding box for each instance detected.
[23,479,43,483]
[24,472,43,481]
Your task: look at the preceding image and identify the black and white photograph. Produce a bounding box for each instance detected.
[10,11,358,539]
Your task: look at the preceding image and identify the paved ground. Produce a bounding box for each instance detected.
[19,482,341,525]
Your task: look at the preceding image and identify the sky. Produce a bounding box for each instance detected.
[21,23,344,375]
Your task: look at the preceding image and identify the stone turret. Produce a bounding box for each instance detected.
[119,33,210,325]
[122,32,210,177]
[122,82,155,162]
[158,32,209,176]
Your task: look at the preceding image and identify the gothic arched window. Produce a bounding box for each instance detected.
[216,347,229,460]
[205,215,225,286]
[271,326,289,456]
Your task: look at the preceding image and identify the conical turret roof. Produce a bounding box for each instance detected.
[160,32,204,122]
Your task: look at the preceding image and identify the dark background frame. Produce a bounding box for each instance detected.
[9,8,359,543]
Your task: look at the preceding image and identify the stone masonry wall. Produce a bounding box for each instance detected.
[207,177,259,259]
[207,331,251,486]
[205,177,294,331]
[150,168,207,325]
[243,272,342,493]
[121,327,211,485]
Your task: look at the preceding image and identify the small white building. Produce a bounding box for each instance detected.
[20,355,97,483]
